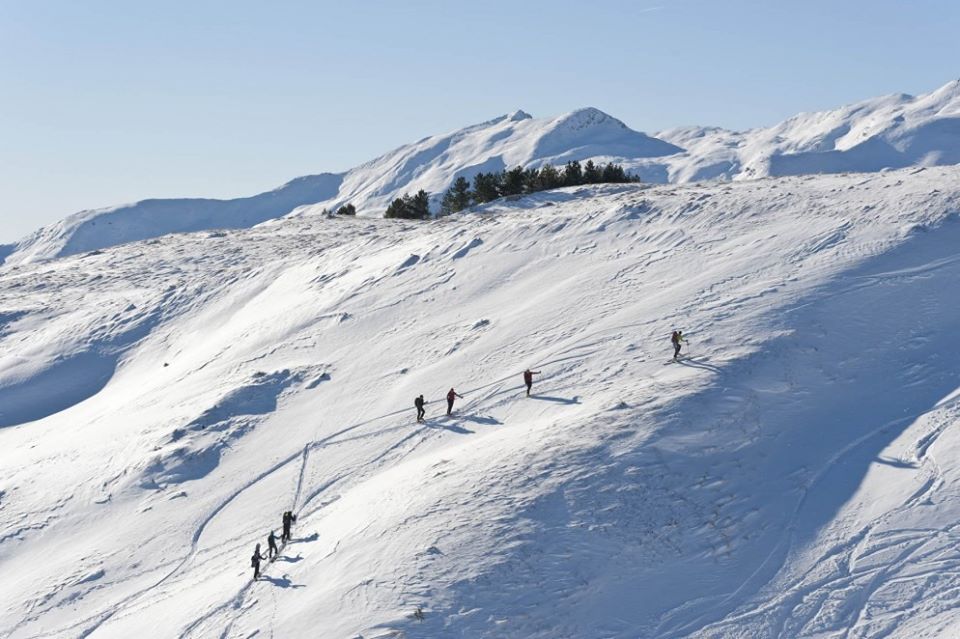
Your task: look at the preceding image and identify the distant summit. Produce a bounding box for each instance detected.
[654,79,960,182]
[6,80,960,265]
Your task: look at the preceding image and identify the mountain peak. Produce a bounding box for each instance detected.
[508,109,533,122]
[555,107,627,131]
[929,78,960,101]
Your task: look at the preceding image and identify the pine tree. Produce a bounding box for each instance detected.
[384,197,407,219]
[384,191,431,219]
[537,164,562,191]
[336,203,356,216]
[583,160,601,183]
[502,166,526,196]
[410,189,431,219]
[440,190,457,216]
[563,161,583,186]
[441,176,472,215]
[472,172,500,203]
[523,167,540,194]
[602,162,626,183]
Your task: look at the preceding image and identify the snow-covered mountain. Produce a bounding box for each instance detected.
[5,79,960,268]
[2,164,960,638]
[0,108,679,267]
[655,78,960,182]
[291,107,681,217]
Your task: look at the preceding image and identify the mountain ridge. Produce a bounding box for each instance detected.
[5,80,960,266]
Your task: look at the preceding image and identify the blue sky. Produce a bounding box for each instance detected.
[1,0,958,242]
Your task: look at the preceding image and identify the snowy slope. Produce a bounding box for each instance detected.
[1,166,959,638]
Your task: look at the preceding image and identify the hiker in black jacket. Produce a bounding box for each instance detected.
[251,543,267,580]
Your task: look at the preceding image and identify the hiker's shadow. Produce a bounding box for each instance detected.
[275,554,304,563]
[425,419,474,434]
[875,456,918,469]
[461,414,501,426]
[677,358,721,373]
[289,533,319,544]
[262,574,306,589]
[530,394,580,405]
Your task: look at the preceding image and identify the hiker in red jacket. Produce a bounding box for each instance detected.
[523,369,540,397]
[446,388,463,415]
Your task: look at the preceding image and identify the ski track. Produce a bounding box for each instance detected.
[167,330,614,638]
[674,402,960,638]
[57,404,414,638]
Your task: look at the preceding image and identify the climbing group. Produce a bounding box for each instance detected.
[251,510,296,581]
[247,331,687,582]
[411,368,544,422]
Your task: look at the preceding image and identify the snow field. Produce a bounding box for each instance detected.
[0,168,959,637]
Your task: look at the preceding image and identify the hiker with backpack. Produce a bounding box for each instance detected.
[671,330,685,360]
[267,530,279,559]
[251,543,267,580]
[415,394,426,422]
[281,510,297,544]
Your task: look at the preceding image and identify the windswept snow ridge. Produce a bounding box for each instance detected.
[1,166,960,638]
[1,174,344,267]
[7,80,960,267]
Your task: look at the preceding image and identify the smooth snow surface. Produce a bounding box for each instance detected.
[1,166,960,638]
[7,80,960,267]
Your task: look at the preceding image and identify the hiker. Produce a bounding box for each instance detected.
[267,530,278,559]
[251,543,267,580]
[671,330,685,360]
[415,394,426,422]
[281,510,297,543]
[523,369,540,397]
[446,388,463,415]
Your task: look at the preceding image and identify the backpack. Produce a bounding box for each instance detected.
[251,555,258,567]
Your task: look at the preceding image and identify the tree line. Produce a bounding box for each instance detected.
[439,160,638,216]
[435,160,638,217]
[343,160,639,220]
